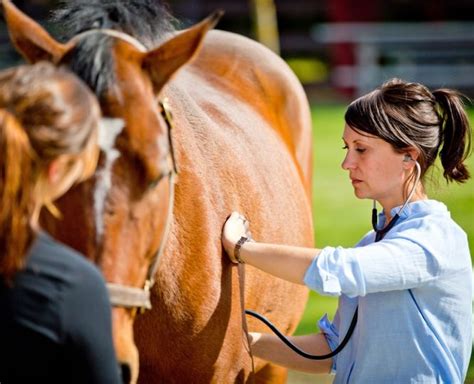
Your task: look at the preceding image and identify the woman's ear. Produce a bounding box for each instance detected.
[407,148,419,161]
[31,159,65,222]
[45,154,81,195]
[402,148,419,168]
[46,156,65,185]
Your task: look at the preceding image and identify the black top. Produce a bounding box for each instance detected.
[0,231,121,384]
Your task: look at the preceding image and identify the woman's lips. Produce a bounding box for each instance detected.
[351,178,363,185]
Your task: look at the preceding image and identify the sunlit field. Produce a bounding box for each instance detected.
[290,105,474,382]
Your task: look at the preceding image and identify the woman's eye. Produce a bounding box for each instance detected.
[342,145,365,153]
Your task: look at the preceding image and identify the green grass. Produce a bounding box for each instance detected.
[294,104,474,379]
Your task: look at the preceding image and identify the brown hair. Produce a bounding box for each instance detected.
[345,78,472,184]
[0,62,100,282]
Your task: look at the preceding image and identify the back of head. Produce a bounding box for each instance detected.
[345,78,472,184]
[0,62,100,282]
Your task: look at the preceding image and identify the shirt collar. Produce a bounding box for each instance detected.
[378,199,448,225]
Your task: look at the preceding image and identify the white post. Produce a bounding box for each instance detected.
[250,0,280,55]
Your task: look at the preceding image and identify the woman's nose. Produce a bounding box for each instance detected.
[341,153,355,170]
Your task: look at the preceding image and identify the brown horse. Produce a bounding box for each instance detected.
[3,1,314,382]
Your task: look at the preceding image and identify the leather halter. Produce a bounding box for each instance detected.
[72,28,178,312]
[72,28,148,52]
[106,98,178,312]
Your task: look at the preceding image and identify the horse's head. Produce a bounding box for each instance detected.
[2,1,221,381]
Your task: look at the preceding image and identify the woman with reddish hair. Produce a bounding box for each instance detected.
[0,62,120,383]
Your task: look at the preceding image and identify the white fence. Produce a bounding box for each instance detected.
[311,22,474,96]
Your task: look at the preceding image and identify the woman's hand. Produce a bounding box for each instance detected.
[222,211,251,263]
[223,212,318,281]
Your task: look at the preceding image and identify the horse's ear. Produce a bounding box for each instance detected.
[142,10,223,93]
[2,0,68,63]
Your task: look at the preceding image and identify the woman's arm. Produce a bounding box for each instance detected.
[250,332,333,374]
[238,241,320,284]
[222,212,321,284]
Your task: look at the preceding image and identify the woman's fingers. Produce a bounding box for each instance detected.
[222,211,253,263]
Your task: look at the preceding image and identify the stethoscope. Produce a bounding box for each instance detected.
[245,155,422,360]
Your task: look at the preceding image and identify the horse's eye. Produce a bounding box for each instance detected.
[148,170,171,190]
[148,175,164,190]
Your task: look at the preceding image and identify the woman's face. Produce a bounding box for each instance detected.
[341,124,408,209]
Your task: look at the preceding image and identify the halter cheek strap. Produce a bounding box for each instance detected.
[106,98,178,313]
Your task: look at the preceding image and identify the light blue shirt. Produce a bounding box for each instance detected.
[304,200,472,383]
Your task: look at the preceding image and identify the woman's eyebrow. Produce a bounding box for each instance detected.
[342,138,370,145]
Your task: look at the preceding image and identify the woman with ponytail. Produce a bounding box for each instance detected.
[222,78,472,383]
[0,63,120,383]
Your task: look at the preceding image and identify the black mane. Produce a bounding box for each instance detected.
[52,0,178,48]
[52,0,179,98]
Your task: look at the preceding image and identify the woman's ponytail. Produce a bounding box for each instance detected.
[433,89,472,183]
[0,108,36,283]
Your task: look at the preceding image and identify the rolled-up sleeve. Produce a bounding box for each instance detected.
[304,246,366,297]
[304,231,446,297]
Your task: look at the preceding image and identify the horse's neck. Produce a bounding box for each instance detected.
[163,33,313,196]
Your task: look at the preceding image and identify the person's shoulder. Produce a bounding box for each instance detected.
[409,200,465,234]
[401,200,452,227]
[24,231,108,308]
[1,231,106,343]
[35,233,111,322]
[384,200,459,251]
[396,200,470,267]
[31,231,104,283]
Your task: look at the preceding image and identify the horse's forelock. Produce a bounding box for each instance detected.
[63,35,115,99]
[52,0,178,48]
